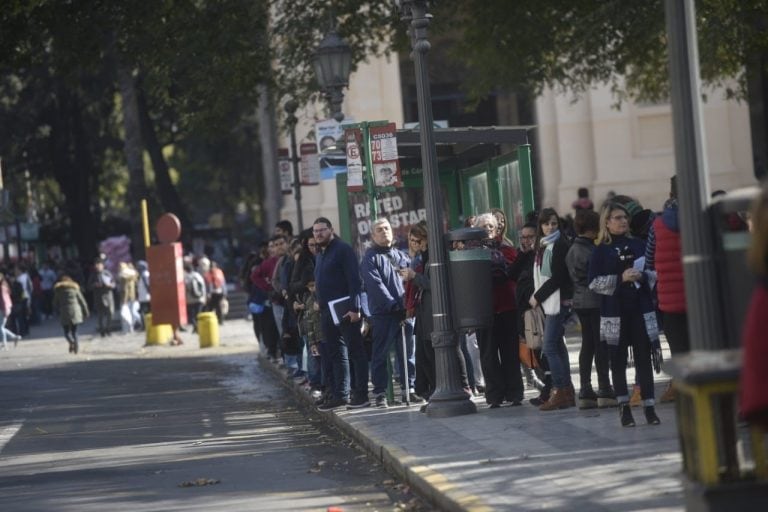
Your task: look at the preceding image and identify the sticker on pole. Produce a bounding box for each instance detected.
[278,148,292,195]
[345,128,364,192]
[369,123,402,188]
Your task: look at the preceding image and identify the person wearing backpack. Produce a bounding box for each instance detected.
[184,262,207,333]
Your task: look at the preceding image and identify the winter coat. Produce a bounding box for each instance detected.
[533,236,574,304]
[88,270,115,313]
[413,250,433,342]
[565,236,601,310]
[53,280,89,326]
[361,243,409,316]
[653,209,686,313]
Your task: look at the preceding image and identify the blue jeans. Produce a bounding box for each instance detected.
[320,309,369,401]
[542,305,573,389]
[370,315,415,395]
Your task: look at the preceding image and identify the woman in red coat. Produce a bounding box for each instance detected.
[741,184,768,429]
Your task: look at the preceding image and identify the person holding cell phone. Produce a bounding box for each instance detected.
[588,203,662,428]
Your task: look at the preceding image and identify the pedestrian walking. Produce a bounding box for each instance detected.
[184,262,206,332]
[53,274,89,354]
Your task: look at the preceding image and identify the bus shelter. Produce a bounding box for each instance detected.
[335,126,536,255]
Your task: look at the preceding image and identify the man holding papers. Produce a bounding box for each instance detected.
[312,217,370,411]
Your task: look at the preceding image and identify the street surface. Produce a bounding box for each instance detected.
[0,317,429,511]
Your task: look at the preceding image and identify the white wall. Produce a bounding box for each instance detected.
[535,82,756,215]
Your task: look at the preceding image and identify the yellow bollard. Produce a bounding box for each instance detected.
[197,312,220,348]
[145,313,172,346]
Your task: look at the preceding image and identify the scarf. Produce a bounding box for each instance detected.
[588,236,661,352]
[537,229,560,278]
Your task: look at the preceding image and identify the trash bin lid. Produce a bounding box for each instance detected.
[444,227,487,242]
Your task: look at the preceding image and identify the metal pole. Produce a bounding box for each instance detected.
[664,0,726,349]
[284,100,304,232]
[401,0,476,417]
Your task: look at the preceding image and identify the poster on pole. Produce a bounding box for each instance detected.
[299,143,320,185]
[278,148,292,194]
[345,128,364,192]
[368,122,402,188]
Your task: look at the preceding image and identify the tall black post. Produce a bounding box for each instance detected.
[284,100,304,232]
[400,0,476,417]
[664,0,726,349]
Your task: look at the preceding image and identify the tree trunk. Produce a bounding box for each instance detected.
[117,63,149,258]
[135,84,193,245]
[257,83,281,233]
[49,83,99,263]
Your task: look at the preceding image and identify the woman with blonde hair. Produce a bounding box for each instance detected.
[740,184,768,429]
[588,203,661,427]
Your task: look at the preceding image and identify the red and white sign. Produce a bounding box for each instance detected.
[368,123,401,188]
[345,128,364,192]
[299,143,320,185]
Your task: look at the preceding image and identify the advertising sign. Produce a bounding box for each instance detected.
[368,123,402,188]
[278,148,292,194]
[345,128,364,192]
[346,185,450,258]
[299,143,320,185]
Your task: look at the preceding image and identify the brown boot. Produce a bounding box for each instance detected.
[629,385,642,407]
[565,383,576,407]
[660,381,676,403]
[539,387,571,411]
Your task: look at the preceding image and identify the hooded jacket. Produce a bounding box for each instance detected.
[53,279,90,325]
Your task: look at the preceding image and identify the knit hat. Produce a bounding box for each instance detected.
[623,200,643,219]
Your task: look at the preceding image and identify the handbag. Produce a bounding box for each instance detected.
[220,297,230,317]
[519,338,540,369]
[523,307,545,350]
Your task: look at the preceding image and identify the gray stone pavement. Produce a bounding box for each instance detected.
[260,330,685,512]
[4,315,685,511]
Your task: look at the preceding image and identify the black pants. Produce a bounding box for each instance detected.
[414,334,435,399]
[662,311,690,355]
[187,303,203,331]
[254,309,280,358]
[476,310,523,404]
[205,293,224,324]
[576,308,611,391]
[609,312,655,402]
[63,323,79,342]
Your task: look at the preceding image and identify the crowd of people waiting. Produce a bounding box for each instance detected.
[243,178,740,428]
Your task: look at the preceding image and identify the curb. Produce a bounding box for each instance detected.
[258,353,493,512]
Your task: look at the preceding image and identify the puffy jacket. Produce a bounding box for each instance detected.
[653,212,686,313]
[565,237,600,310]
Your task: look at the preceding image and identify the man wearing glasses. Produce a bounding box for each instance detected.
[312,217,369,411]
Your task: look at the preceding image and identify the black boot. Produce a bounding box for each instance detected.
[68,341,74,353]
[597,386,618,408]
[619,403,635,427]
[578,385,598,409]
[644,405,661,425]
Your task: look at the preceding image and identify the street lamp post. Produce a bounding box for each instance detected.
[312,29,352,122]
[284,99,303,232]
[397,0,476,417]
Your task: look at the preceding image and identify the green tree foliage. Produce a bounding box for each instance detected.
[441,0,767,105]
[0,0,271,259]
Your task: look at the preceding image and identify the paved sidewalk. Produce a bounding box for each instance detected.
[6,315,685,511]
[262,336,685,512]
